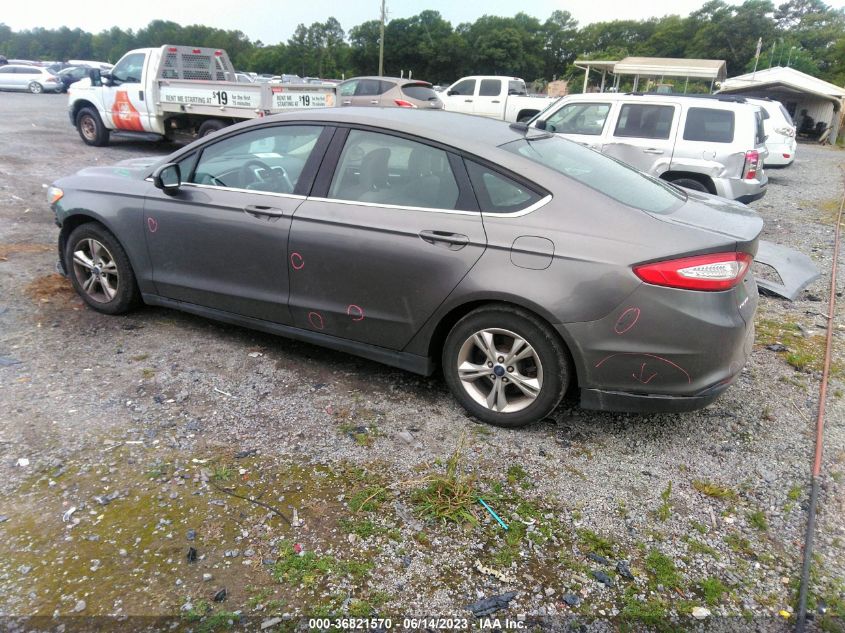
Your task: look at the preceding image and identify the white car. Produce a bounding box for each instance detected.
[745,97,796,167]
[0,64,63,93]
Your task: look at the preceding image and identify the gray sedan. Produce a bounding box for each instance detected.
[48,108,761,427]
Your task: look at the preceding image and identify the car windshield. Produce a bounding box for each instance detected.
[501,135,685,214]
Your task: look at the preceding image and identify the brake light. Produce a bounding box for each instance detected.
[214,50,223,56]
[168,47,177,52]
[783,153,791,159]
[192,49,201,54]
[634,252,753,291]
[394,99,417,108]
[742,150,760,180]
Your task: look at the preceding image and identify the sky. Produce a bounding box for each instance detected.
[4,0,845,45]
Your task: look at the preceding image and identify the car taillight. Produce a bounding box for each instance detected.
[742,150,760,180]
[394,99,417,108]
[634,252,753,291]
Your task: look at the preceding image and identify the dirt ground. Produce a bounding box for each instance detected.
[0,91,844,631]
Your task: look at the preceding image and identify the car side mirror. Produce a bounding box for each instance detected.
[88,68,102,86]
[153,163,181,194]
[535,119,547,130]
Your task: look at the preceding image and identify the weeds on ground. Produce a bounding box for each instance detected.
[411,435,478,524]
[645,549,680,588]
[698,577,729,605]
[692,480,738,501]
[657,482,672,522]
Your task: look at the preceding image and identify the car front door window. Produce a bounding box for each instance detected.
[110,53,145,84]
[190,125,323,193]
[546,103,611,135]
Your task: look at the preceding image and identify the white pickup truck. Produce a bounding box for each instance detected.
[440,75,554,123]
[67,45,336,146]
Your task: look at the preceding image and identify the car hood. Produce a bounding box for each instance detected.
[70,156,160,181]
[646,188,763,247]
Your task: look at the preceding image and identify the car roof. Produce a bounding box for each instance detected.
[259,107,528,154]
[562,92,758,112]
[345,76,430,85]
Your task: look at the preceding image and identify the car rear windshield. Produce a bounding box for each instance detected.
[501,135,684,214]
[402,83,438,101]
[683,107,735,143]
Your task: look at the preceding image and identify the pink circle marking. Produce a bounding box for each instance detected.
[614,307,640,335]
[290,252,305,270]
[347,304,365,321]
[147,217,158,233]
[307,311,324,330]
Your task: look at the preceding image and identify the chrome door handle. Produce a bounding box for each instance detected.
[342,100,352,105]
[244,205,284,218]
[643,148,664,154]
[492,100,500,103]
[419,230,469,249]
[464,99,473,102]
[370,99,379,104]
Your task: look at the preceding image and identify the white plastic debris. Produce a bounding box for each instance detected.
[692,607,711,620]
[15,458,30,467]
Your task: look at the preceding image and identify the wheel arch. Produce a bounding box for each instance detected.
[71,99,103,122]
[660,171,716,194]
[59,213,139,276]
[421,297,580,392]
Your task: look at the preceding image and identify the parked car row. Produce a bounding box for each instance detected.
[0,64,64,93]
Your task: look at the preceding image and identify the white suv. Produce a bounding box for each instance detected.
[745,97,796,167]
[531,92,769,203]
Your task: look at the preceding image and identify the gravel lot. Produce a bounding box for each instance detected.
[0,91,843,630]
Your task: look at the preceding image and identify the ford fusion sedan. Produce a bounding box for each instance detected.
[48,108,762,427]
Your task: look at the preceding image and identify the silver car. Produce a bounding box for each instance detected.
[532,92,768,203]
[338,77,443,109]
[0,64,63,93]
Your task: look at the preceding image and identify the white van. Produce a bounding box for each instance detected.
[744,97,797,167]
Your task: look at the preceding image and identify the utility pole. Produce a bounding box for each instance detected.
[378,0,386,77]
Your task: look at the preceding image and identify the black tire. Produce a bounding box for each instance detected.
[76,107,110,147]
[64,223,140,315]
[198,119,228,137]
[442,305,571,428]
[28,81,43,94]
[669,177,709,193]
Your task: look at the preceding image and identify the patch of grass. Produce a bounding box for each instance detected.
[146,462,170,479]
[831,471,844,484]
[141,368,156,379]
[246,588,272,610]
[788,485,803,501]
[725,533,755,557]
[690,520,708,535]
[130,353,149,361]
[272,541,372,588]
[698,577,729,605]
[692,480,738,501]
[340,518,387,539]
[506,464,529,487]
[348,486,387,513]
[756,316,842,375]
[577,528,615,557]
[657,482,672,522]
[645,549,680,588]
[212,465,233,482]
[197,611,239,633]
[620,588,669,629]
[411,438,478,525]
[747,509,768,532]
[183,600,211,622]
[684,537,720,559]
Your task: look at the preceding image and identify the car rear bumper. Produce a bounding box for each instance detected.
[715,172,767,203]
[763,140,797,166]
[558,275,757,413]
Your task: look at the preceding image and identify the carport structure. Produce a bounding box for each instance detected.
[574,56,727,94]
[719,66,845,142]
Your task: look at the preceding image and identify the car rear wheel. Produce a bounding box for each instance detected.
[76,107,110,146]
[670,177,709,193]
[65,224,140,315]
[442,306,570,427]
[28,82,43,94]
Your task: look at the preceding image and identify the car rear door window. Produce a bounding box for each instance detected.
[614,104,674,140]
[450,79,475,95]
[545,103,611,135]
[356,79,389,96]
[465,161,542,213]
[479,79,501,97]
[328,130,460,210]
[683,107,735,143]
[190,125,323,194]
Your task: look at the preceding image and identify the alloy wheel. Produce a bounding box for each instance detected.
[71,238,120,303]
[456,328,543,413]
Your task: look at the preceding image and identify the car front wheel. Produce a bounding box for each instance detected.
[28,82,43,94]
[65,223,140,314]
[442,306,571,427]
[76,107,110,146]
